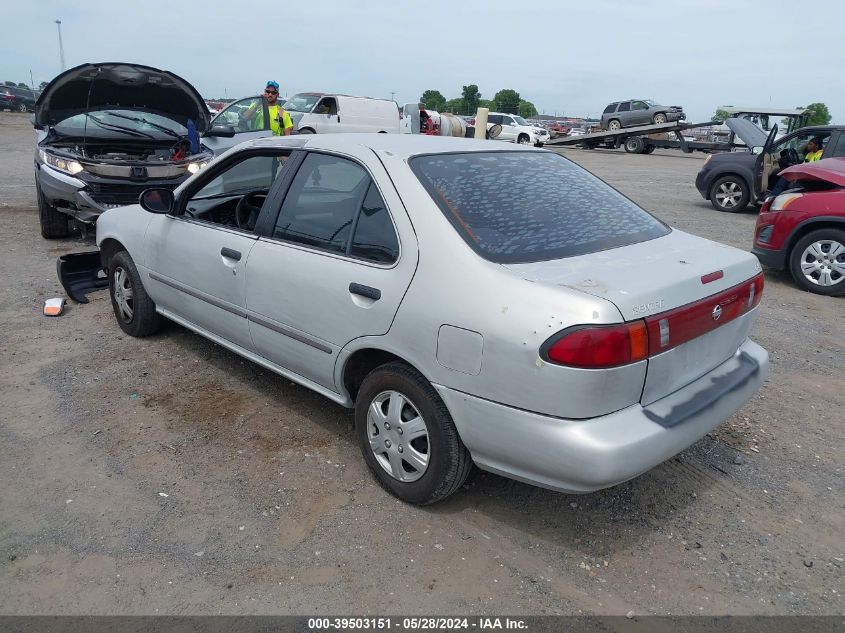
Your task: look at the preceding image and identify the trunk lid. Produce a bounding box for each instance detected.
[505,230,764,404]
[35,62,209,132]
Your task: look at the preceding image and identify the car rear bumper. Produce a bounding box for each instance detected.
[435,338,768,494]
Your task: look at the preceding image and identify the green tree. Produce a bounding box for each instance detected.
[493,89,521,114]
[478,99,494,110]
[17,82,29,88]
[800,102,832,126]
[461,84,481,116]
[39,81,49,90]
[4,81,16,86]
[444,98,463,114]
[518,100,538,118]
[712,107,732,122]
[420,89,446,112]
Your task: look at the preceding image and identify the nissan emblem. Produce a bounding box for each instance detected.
[711,304,722,321]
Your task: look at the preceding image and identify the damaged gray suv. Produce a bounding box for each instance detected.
[33,62,212,238]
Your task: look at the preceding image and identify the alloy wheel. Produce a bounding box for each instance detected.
[366,390,430,483]
[609,120,621,131]
[715,182,742,209]
[112,266,134,322]
[799,239,845,288]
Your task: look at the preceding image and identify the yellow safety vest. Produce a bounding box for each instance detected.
[805,149,823,162]
[251,104,293,135]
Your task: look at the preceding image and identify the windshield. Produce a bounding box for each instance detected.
[644,100,660,107]
[53,110,187,139]
[283,94,322,113]
[411,152,669,264]
[513,115,531,126]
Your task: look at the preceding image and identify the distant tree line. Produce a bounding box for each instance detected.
[420,85,538,118]
[4,80,50,90]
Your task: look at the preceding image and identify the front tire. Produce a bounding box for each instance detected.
[788,229,845,296]
[37,183,69,239]
[517,134,531,145]
[355,362,472,505]
[709,175,749,212]
[108,251,162,337]
[653,113,667,124]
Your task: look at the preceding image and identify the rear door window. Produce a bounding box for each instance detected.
[272,152,399,263]
[410,151,669,263]
[617,102,631,112]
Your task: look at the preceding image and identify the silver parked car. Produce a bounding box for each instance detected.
[600,99,685,131]
[64,134,768,504]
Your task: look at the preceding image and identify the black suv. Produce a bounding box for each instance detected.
[695,119,845,212]
[1,85,36,112]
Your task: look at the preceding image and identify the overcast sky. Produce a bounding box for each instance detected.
[3,0,844,123]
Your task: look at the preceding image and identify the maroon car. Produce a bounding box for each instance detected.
[752,157,845,296]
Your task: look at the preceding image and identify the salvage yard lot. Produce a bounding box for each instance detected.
[0,111,841,615]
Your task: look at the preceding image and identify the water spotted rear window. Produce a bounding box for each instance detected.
[410,151,669,263]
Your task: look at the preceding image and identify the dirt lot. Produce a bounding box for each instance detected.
[0,111,842,616]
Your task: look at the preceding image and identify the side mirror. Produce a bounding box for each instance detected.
[140,188,175,214]
[204,124,236,138]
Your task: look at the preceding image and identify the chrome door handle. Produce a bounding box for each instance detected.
[349,283,380,301]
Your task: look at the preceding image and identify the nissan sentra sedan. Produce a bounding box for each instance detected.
[63,134,769,504]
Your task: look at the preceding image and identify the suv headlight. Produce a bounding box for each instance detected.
[39,149,84,175]
[186,161,208,174]
[770,192,802,212]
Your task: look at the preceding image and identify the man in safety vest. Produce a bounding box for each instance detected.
[767,136,826,198]
[243,80,293,136]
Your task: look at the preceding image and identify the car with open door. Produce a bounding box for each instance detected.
[33,62,213,238]
[60,134,768,504]
[695,120,845,213]
[753,157,845,296]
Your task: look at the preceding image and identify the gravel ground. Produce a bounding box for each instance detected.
[0,112,842,615]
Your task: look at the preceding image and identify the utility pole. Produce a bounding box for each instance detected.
[55,20,65,72]
[391,91,395,102]
[30,69,35,90]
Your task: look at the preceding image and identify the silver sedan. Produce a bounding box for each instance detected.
[80,134,768,504]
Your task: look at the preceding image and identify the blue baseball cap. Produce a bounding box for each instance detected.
[265,80,279,91]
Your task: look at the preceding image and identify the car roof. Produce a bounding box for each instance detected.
[248,133,538,159]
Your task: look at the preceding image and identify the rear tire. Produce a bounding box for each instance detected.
[37,183,70,239]
[355,362,472,505]
[788,229,845,296]
[108,250,162,337]
[298,128,314,134]
[643,144,656,154]
[708,175,749,212]
[608,119,621,131]
[624,136,645,153]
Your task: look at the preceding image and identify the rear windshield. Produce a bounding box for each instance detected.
[410,151,669,263]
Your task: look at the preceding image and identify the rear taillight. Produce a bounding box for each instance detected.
[542,321,648,369]
[542,274,764,368]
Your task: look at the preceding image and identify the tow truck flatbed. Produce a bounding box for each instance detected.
[545,120,728,154]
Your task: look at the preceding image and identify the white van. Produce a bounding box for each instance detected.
[284,92,400,135]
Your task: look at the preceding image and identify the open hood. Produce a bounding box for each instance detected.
[35,62,209,132]
[780,157,845,186]
[725,118,768,148]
